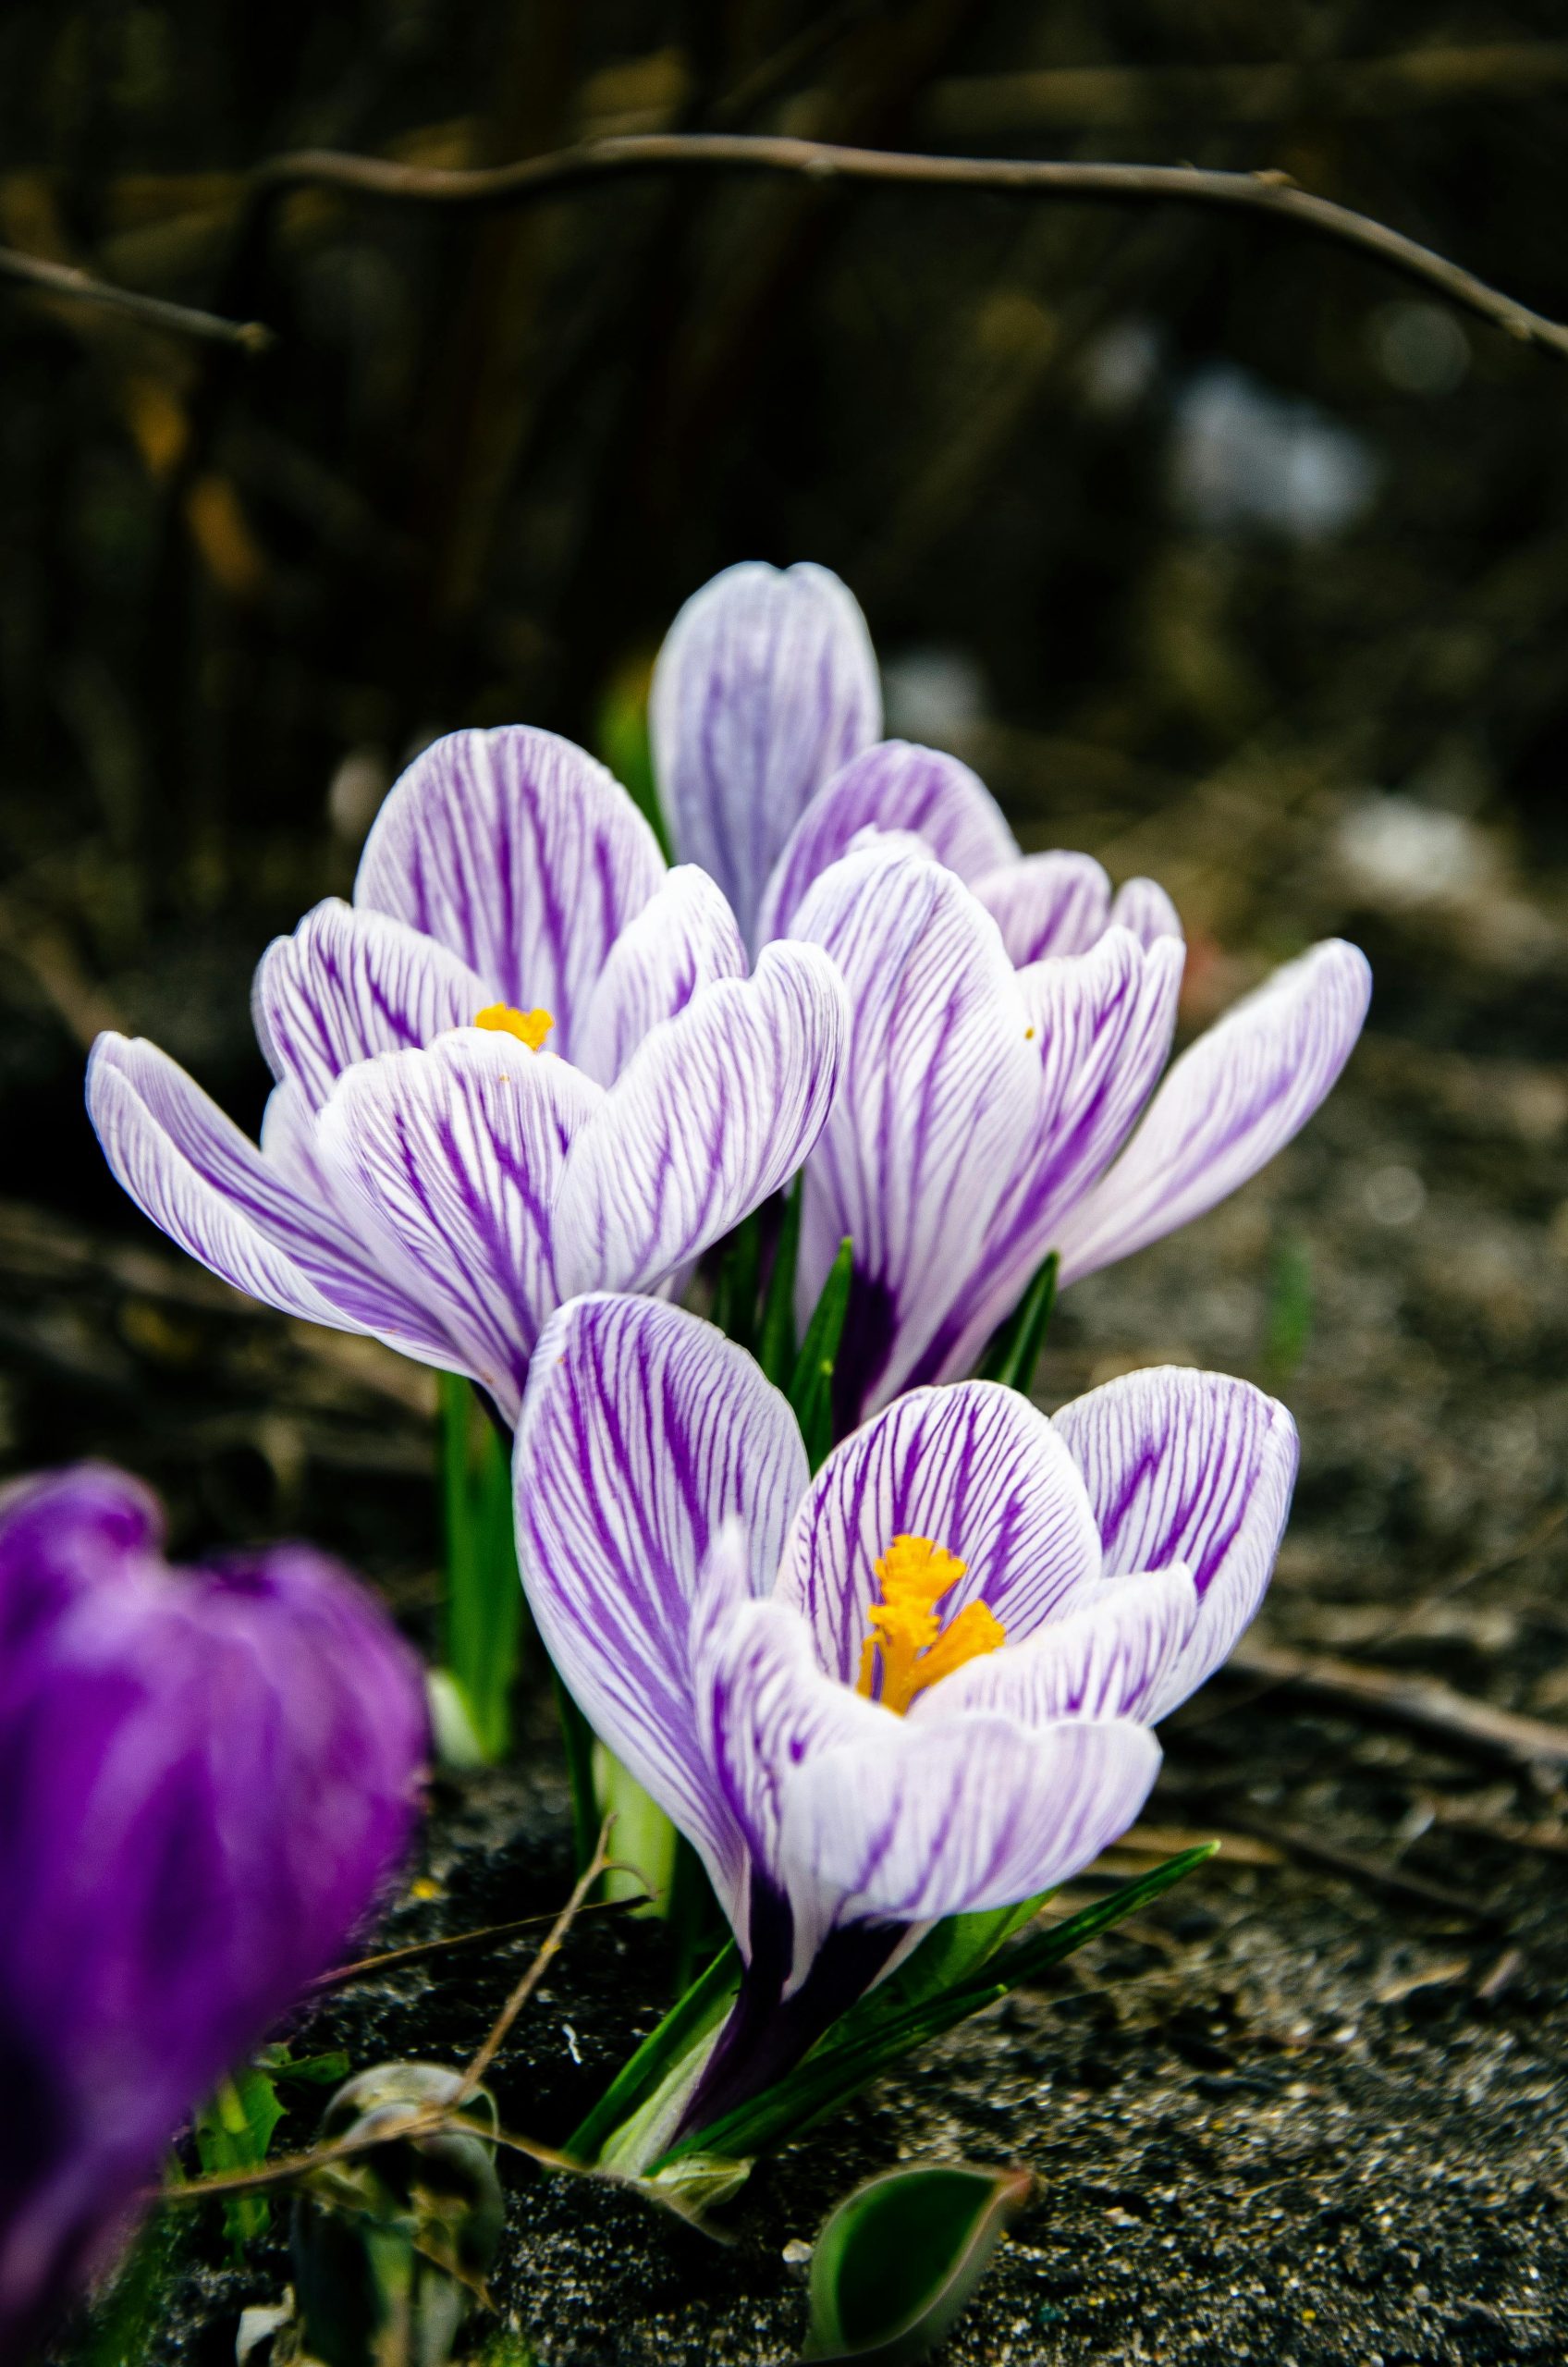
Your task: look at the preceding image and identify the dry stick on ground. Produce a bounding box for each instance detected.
[0,242,271,350]
[165,1821,626,2211]
[230,132,1568,363]
[314,1896,636,1993]
[1219,1638,1568,1776]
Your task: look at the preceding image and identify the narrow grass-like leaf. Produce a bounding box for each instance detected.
[568,1941,741,2165]
[977,1252,1058,1396]
[712,1211,763,1354]
[655,1848,1213,2169]
[802,2161,1033,2363]
[551,1668,601,1878]
[195,2066,285,2253]
[756,1176,803,1388]
[439,1373,523,1762]
[790,1236,853,1469]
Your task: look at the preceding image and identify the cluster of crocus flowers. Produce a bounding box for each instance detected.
[82,550,1371,2186]
[0,1466,426,2361]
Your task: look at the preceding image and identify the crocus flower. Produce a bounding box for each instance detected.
[515,1293,1294,2140]
[781,838,1369,1424]
[87,726,847,1426]
[0,1465,426,2363]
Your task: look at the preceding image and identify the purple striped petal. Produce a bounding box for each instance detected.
[575,865,747,1087]
[88,1036,459,1362]
[972,852,1111,965]
[775,1380,1101,1686]
[514,1296,811,1912]
[556,943,847,1299]
[1052,938,1372,1285]
[315,1033,603,1424]
[754,740,1017,948]
[651,561,881,945]
[253,899,492,1111]
[1052,1367,1297,1718]
[915,1567,1197,1726]
[695,1596,883,1973]
[354,727,665,1058]
[790,846,1041,1409]
[1109,876,1183,947]
[780,1714,1159,1927]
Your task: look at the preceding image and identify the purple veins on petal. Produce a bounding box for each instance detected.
[253,897,490,1110]
[651,561,881,947]
[0,1466,426,2362]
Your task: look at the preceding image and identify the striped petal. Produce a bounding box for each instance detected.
[1110,876,1183,947]
[575,865,747,1087]
[780,1714,1159,1929]
[1052,938,1372,1284]
[790,845,1040,1412]
[917,1567,1198,1727]
[514,1296,810,1911]
[253,898,491,1110]
[354,726,665,1058]
[1052,1367,1297,1718]
[972,852,1111,965]
[86,1035,447,1356]
[555,942,847,1299]
[314,1032,604,1423]
[775,1380,1101,1687]
[652,561,880,945]
[754,740,1017,948]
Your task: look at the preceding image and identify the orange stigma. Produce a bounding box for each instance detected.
[855,1534,1005,1713]
[474,1003,554,1052]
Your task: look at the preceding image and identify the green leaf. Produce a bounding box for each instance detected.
[711,1211,763,1353]
[438,1373,523,1763]
[790,1236,853,1468]
[756,1176,803,1389]
[257,2043,352,2088]
[802,2161,1033,2363]
[1264,1229,1314,1382]
[594,1740,678,1910]
[551,1667,600,1877]
[568,1941,741,2166]
[195,2066,286,2254]
[596,657,672,862]
[977,1252,1058,1396]
[656,1847,1213,2170]
[834,1892,1055,2039]
[76,2207,184,2367]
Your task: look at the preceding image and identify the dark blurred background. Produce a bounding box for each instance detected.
[2,0,1566,1585]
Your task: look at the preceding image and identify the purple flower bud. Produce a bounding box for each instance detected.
[0,1466,429,2363]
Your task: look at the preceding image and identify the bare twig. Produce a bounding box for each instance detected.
[234,132,1568,362]
[1205,1799,1504,1927]
[0,243,272,351]
[1220,1637,1568,1774]
[313,1895,634,1992]
[455,1817,619,2103]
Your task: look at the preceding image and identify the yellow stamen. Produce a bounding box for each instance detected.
[855,1533,1005,1713]
[474,1003,554,1052]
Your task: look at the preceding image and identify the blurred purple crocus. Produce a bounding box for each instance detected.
[515,1293,1294,2140]
[0,1466,427,2364]
[787,839,1370,1424]
[87,727,847,1426]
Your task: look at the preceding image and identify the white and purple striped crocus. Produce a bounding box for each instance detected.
[515,1293,1295,2141]
[0,1466,426,2364]
[87,726,847,1426]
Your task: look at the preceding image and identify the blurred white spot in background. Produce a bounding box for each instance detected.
[327,746,392,843]
[1334,791,1499,910]
[1080,316,1165,415]
[881,645,988,746]
[1370,300,1471,396]
[1169,363,1378,538]
[1363,1163,1427,1227]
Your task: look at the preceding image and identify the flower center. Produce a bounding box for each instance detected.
[474,1003,554,1052]
[855,1533,1005,1714]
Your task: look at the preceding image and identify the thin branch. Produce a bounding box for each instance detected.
[312,1895,634,1992]
[455,1816,619,2103]
[239,130,1568,362]
[1221,1637,1568,1773]
[0,244,273,352]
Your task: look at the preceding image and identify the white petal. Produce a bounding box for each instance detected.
[651,561,880,944]
[1109,876,1183,947]
[575,865,747,1087]
[916,1567,1198,1726]
[556,942,847,1298]
[775,1379,1102,1686]
[354,726,665,1059]
[1053,938,1371,1284]
[252,898,491,1110]
[972,852,1111,965]
[1052,1366,1298,1718]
